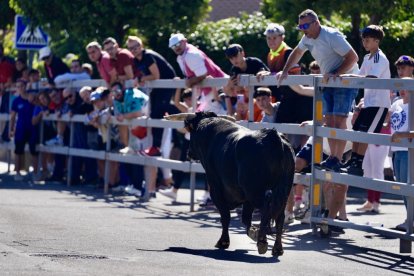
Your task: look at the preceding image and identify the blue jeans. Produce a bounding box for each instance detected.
[322,87,358,116]
[393,151,413,220]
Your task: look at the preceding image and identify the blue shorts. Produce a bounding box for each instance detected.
[322,87,358,116]
[296,143,328,164]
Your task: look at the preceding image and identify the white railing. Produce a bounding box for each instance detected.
[0,75,413,252]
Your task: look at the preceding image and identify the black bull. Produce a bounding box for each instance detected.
[165,112,295,256]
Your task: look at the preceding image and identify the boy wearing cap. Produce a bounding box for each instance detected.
[223,43,269,121]
[258,23,313,128]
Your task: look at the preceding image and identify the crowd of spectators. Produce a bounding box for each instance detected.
[0,8,413,234]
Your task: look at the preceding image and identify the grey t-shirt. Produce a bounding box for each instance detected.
[261,102,280,123]
[298,26,359,74]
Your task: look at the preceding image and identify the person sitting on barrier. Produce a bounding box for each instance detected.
[277,9,359,173]
[85,41,115,86]
[223,43,269,121]
[32,90,55,180]
[389,78,414,231]
[9,79,37,181]
[111,82,148,197]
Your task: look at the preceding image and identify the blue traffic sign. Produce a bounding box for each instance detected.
[14,15,49,50]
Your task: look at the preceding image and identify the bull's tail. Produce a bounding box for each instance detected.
[270,141,295,220]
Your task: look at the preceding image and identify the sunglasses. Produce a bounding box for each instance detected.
[128,44,140,51]
[171,42,181,50]
[41,55,50,61]
[297,20,316,30]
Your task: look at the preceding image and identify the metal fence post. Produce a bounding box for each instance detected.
[104,121,111,195]
[190,171,196,212]
[400,90,414,253]
[310,77,324,235]
[66,119,74,187]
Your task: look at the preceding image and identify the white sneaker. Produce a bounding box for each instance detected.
[196,191,210,202]
[124,185,142,197]
[14,173,24,181]
[45,136,63,146]
[111,185,126,193]
[159,187,177,201]
[372,202,380,213]
[119,147,134,154]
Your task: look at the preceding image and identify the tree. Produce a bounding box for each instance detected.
[261,0,414,68]
[10,0,210,60]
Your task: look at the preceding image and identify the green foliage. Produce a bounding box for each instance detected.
[261,0,414,75]
[186,12,272,73]
[9,0,210,64]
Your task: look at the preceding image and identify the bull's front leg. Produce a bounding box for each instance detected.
[215,208,231,249]
[257,190,273,254]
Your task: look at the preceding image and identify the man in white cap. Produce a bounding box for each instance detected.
[38,46,70,86]
[169,33,227,113]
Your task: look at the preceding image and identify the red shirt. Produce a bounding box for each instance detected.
[97,51,113,84]
[110,48,135,77]
[0,57,15,84]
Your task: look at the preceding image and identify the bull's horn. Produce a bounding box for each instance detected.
[218,115,236,122]
[164,113,195,121]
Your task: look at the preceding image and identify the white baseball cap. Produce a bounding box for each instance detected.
[263,23,285,36]
[38,46,52,60]
[168,33,186,48]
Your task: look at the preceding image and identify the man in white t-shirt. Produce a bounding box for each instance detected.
[342,25,390,176]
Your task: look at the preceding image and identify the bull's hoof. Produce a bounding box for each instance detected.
[215,240,230,249]
[272,247,284,257]
[257,240,268,255]
[247,226,258,242]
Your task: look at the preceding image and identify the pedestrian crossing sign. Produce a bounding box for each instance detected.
[14,15,49,50]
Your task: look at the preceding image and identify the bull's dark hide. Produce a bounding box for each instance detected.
[183,112,295,257]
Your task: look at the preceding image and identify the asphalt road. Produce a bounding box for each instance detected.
[0,163,413,275]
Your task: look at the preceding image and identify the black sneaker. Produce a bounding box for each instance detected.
[341,160,363,176]
[320,156,341,172]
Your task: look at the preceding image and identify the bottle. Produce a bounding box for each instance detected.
[366,222,384,227]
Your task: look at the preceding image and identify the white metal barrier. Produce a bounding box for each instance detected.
[0,75,413,252]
